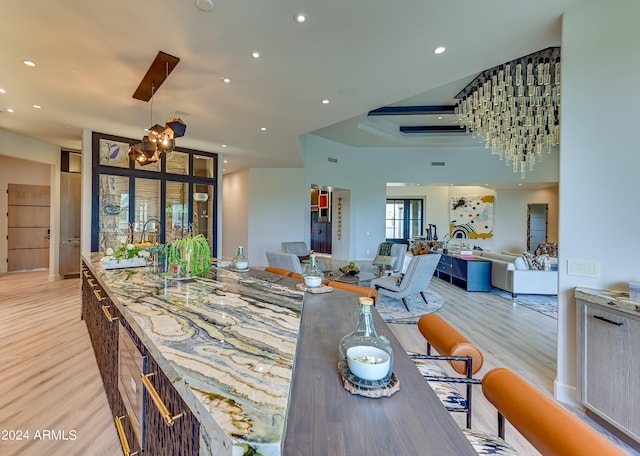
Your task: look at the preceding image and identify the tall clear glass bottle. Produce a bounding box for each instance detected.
[231,245,249,270]
[302,253,324,287]
[339,297,394,382]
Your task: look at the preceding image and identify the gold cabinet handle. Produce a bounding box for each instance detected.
[83,270,91,278]
[93,289,104,301]
[87,278,96,287]
[114,415,138,456]
[141,372,184,427]
[101,305,118,322]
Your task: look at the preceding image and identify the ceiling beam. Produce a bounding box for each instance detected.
[132,51,181,102]
[367,105,456,116]
[399,125,464,134]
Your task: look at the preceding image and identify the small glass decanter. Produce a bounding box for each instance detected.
[231,245,249,270]
[302,253,324,287]
[339,297,394,382]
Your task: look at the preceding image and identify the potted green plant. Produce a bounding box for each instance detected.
[166,234,211,277]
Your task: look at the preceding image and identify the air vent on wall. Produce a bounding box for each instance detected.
[431,161,445,167]
[328,157,338,163]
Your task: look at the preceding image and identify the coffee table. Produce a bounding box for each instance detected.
[331,271,376,286]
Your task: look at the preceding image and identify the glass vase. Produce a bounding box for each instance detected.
[231,245,249,270]
[302,253,324,287]
[339,297,394,382]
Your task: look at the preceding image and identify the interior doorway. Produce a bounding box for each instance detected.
[527,203,548,252]
[310,186,332,254]
[7,184,51,271]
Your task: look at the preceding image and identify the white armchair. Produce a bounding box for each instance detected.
[371,242,408,275]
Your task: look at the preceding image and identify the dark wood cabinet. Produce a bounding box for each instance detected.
[435,254,491,292]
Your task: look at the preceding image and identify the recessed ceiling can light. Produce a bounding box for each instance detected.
[23,60,36,67]
[294,12,307,23]
[260,127,267,131]
[221,76,231,83]
[0,88,6,94]
[222,144,227,148]
[7,108,14,113]
[433,46,446,54]
[437,116,443,120]
[223,160,228,163]
[251,51,260,59]
[32,104,42,109]
[322,99,329,104]
[195,0,214,12]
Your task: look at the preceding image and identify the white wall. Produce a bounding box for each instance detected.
[0,128,61,279]
[221,169,250,260]
[243,168,307,268]
[556,0,640,402]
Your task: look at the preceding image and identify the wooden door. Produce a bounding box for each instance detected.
[7,184,50,271]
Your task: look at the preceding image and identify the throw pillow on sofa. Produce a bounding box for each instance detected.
[514,256,529,270]
[522,252,544,270]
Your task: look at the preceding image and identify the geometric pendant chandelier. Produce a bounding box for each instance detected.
[128,51,187,166]
[455,47,560,178]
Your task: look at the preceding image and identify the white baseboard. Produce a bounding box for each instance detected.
[554,378,578,405]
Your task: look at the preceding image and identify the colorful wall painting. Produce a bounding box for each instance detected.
[449,195,494,239]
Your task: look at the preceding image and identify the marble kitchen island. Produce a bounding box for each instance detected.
[81,253,476,456]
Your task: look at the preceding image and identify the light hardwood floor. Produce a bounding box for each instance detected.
[0,271,636,455]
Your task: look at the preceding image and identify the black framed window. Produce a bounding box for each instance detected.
[385,198,423,243]
[91,132,218,254]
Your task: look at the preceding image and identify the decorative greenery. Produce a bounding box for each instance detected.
[103,239,149,261]
[166,234,211,277]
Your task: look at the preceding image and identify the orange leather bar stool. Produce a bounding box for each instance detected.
[327,281,378,300]
[264,267,293,276]
[410,313,484,429]
[467,367,628,456]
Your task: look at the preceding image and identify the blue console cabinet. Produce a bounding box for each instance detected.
[435,254,492,292]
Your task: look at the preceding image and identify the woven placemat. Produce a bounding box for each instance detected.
[338,360,400,398]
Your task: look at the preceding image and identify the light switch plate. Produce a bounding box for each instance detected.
[567,259,599,278]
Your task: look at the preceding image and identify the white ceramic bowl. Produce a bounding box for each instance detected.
[346,346,390,381]
[303,276,323,287]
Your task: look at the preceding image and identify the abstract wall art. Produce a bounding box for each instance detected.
[450,195,494,239]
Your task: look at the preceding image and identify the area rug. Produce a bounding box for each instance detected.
[376,289,444,324]
[490,288,558,319]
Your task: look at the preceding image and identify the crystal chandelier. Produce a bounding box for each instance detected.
[455,47,560,178]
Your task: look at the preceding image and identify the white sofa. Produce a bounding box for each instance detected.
[472,251,558,297]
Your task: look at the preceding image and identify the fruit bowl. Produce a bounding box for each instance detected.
[339,261,360,276]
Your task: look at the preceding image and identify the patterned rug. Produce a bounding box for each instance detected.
[376,289,444,324]
[490,288,558,319]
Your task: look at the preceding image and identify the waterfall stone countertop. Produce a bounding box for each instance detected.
[83,253,304,456]
[575,287,640,317]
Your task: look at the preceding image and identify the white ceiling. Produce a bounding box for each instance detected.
[0,0,585,175]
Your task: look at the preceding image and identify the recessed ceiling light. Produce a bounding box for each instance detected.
[437,116,443,120]
[294,12,307,24]
[221,76,231,83]
[251,51,260,59]
[322,99,329,104]
[260,127,267,131]
[6,108,14,113]
[195,0,214,12]
[23,60,36,67]
[222,144,227,148]
[32,104,42,109]
[433,46,446,55]
[0,88,6,94]
[223,160,228,164]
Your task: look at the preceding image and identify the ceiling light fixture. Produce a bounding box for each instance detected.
[433,46,446,54]
[7,108,14,113]
[455,47,560,178]
[251,51,261,59]
[222,144,227,148]
[0,88,6,94]
[128,55,187,166]
[322,99,329,104]
[221,76,231,83]
[195,0,214,12]
[294,12,307,24]
[23,60,36,67]
[260,127,267,131]
[32,105,42,109]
